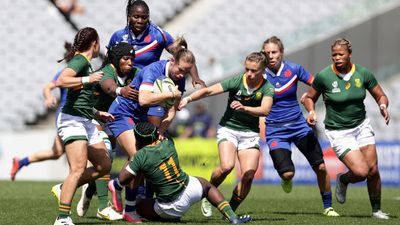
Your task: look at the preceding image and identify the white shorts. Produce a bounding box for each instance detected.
[217,126,260,150]
[325,118,375,160]
[153,176,203,219]
[57,112,103,146]
[92,119,113,136]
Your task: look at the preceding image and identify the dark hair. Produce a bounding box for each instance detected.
[262,36,284,54]
[126,0,150,25]
[331,38,352,54]
[134,122,158,148]
[246,52,268,70]
[170,36,195,64]
[101,42,135,74]
[63,41,72,58]
[58,27,99,63]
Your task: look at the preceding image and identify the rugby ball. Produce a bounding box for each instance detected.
[153,77,176,108]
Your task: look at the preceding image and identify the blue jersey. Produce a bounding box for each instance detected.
[265,61,313,125]
[108,23,174,69]
[52,70,67,109]
[108,60,186,137]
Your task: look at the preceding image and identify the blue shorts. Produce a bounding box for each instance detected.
[266,119,313,151]
[147,105,166,118]
[107,115,136,138]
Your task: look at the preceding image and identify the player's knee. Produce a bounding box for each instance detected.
[220,165,234,175]
[352,166,369,180]
[312,162,327,174]
[368,164,379,177]
[95,160,111,176]
[280,171,294,180]
[241,169,256,183]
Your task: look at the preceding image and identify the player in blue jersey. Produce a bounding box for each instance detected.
[109,0,205,127]
[10,42,71,181]
[262,36,339,216]
[107,39,193,223]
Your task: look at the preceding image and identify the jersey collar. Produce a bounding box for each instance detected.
[266,62,284,77]
[243,74,263,94]
[165,61,171,78]
[331,63,355,81]
[129,24,150,40]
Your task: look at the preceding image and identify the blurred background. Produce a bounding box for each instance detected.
[0,0,399,185]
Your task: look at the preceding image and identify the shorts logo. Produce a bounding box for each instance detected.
[345,83,351,90]
[332,81,341,93]
[127,118,134,125]
[355,78,362,88]
[271,140,278,148]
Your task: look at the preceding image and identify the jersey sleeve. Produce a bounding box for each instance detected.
[101,65,116,81]
[163,30,174,49]
[108,31,120,48]
[363,68,378,90]
[220,74,242,92]
[126,151,144,175]
[138,67,160,91]
[262,81,275,97]
[311,73,326,93]
[67,55,89,75]
[297,65,314,85]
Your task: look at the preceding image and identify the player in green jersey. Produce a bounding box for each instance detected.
[108,122,251,224]
[179,52,274,217]
[52,27,115,225]
[76,42,139,221]
[303,38,390,219]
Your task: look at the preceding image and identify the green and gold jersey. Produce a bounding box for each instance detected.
[128,139,189,203]
[62,54,98,119]
[313,64,378,130]
[94,65,139,111]
[219,74,275,132]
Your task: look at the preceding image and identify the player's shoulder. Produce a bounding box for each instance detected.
[283,60,304,71]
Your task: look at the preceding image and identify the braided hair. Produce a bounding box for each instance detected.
[134,122,158,149]
[58,27,99,63]
[102,42,135,75]
[331,38,352,54]
[126,0,150,26]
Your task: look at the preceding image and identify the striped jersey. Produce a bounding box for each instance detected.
[264,60,313,125]
[108,23,174,69]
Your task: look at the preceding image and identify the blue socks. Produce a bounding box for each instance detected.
[19,157,30,168]
[321,192,332,208]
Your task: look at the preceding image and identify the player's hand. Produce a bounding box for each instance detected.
[230,100,245,111]
[306,110,317,126]
[95,110,115,122]
[121,85,138,100]
[44,95,58,109]
[170,85,182,99]
[380,105,390,125]
[178,96,191,110]
[191,78,207,88]
[89,71,104,83]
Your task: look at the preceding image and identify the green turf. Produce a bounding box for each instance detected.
[0,181,399,225]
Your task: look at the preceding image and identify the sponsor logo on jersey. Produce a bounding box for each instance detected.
[144,35,152,43]
[355,78,362,88]
[332,81,341,93]
[284,69,292,77]
[255,92,263,100]
[122,34,129,42]
[275,82,281,88]
[345,83,351,90]
[235,90,242,100]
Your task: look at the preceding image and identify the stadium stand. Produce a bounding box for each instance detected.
[0,0,76,130]
[1,0,399,133]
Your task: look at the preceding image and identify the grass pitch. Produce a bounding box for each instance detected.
[0,181,399,225]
